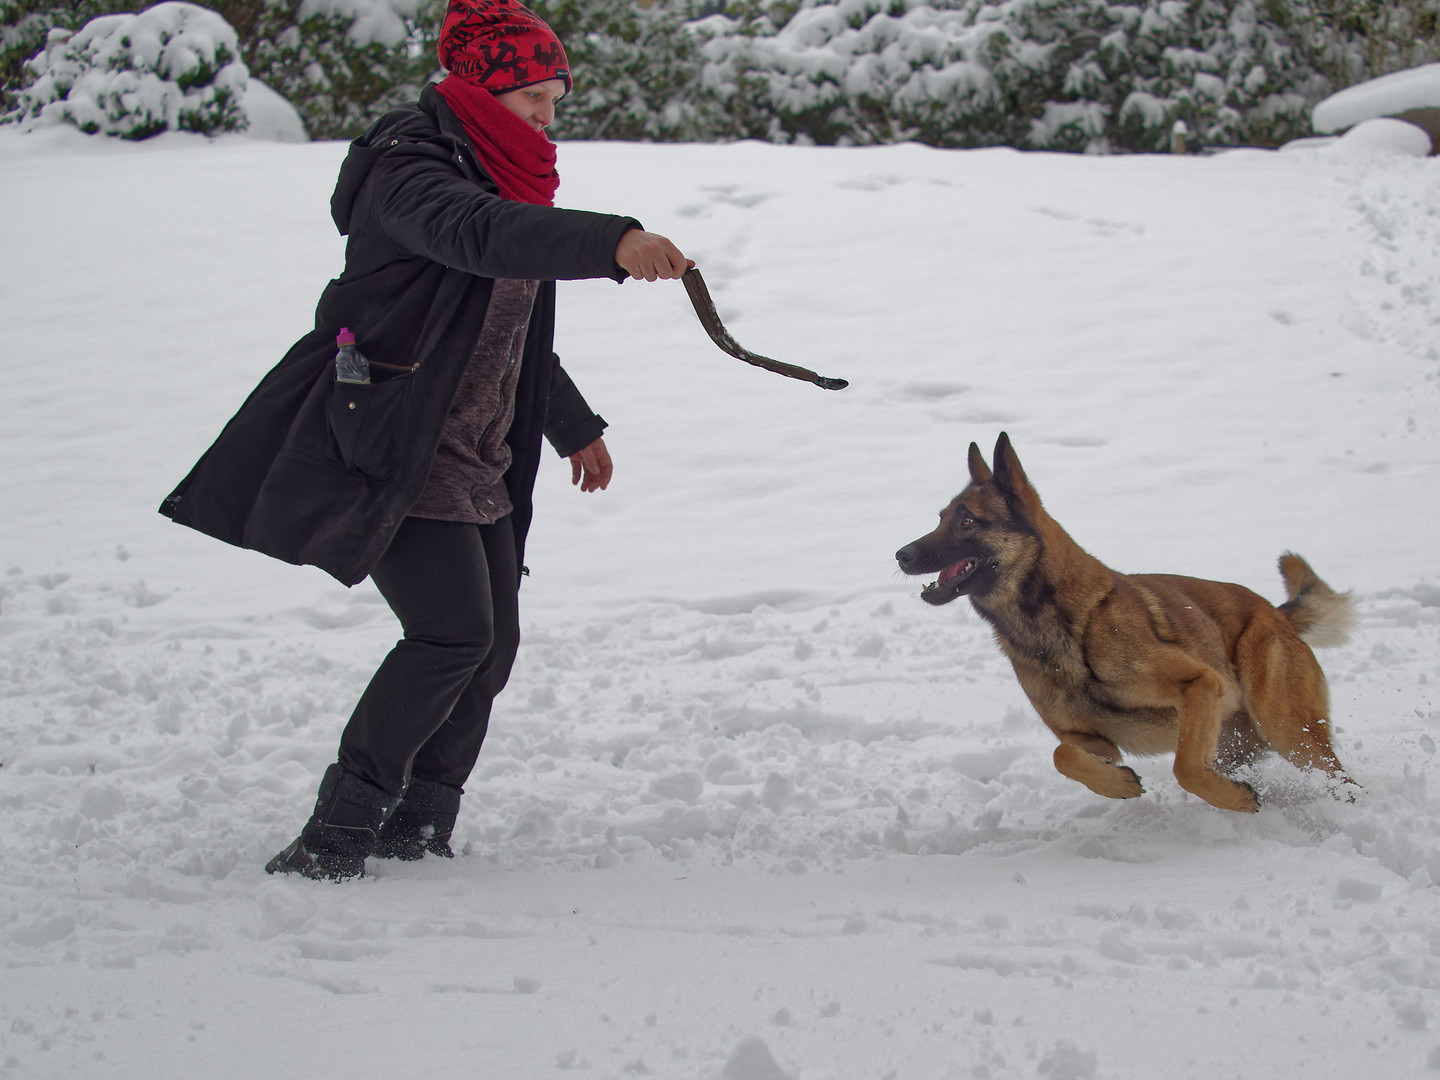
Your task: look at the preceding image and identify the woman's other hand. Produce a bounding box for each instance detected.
[569,437,613,492]
[615,229,694,282]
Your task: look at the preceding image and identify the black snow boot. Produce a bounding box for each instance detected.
[371,776,462,861]
[265,763,401,881]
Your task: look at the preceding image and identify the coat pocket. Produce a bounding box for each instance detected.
[327,372,414,481]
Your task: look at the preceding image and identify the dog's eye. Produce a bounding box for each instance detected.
[957,513,976,529]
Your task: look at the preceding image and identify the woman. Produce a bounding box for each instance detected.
[159,0,691,880]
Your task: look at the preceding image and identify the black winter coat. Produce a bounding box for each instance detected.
[160,85,639,586]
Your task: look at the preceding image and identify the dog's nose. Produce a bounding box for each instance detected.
[896,543,918,572]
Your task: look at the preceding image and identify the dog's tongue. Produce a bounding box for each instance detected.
[939,559,971,583]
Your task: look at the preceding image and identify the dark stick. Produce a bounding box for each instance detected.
[681,268,848,391]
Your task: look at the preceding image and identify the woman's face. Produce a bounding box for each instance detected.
[494,79,567,133]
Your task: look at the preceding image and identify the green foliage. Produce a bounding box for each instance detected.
[1,0,126,113]
[701,0,1357,153]
[218,0,443,139]
[2,0,443,139]
[528,0,725,140]
[8,1,249,138]
[992,0,1330,152]
[5,0,1436,149]
[1276,0,1440,89]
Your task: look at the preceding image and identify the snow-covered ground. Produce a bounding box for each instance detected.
[2,120,1439,1079]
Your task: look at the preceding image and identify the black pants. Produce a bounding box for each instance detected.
[337,516,520,796]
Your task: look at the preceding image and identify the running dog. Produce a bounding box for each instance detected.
[894,433,1356,812]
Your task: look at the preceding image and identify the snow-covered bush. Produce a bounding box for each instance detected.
[1,0,439,141]
[1005,0,1329,153]
[233,0,441,141]
[544,0,1439,151]
[5,0,1430,149]
[7,2,248,139]
[532,0,727,141]
[2,4,55,107]
[698,0,1336,152]
[1287,0,1440,90]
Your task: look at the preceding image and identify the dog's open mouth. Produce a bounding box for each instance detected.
[920,558,979,605]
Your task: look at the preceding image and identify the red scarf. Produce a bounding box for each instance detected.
[435,74,559,206]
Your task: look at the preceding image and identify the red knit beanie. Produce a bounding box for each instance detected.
[437,0,571,96]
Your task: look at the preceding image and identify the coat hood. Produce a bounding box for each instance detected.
[331,85,469,236]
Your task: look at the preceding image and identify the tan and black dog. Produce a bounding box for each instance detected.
[895,433,1356,812]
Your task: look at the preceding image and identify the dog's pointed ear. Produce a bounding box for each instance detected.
[967,442,992,485]
[992,432,1042,512]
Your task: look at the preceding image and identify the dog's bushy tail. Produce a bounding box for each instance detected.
[1277,552,1355,648]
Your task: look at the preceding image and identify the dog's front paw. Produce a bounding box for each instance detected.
[1055,745,1146,800]
[1175,764,1261,813]
[1237,781,1261,813]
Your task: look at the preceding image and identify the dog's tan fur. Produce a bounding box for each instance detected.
[895,433,1356,812]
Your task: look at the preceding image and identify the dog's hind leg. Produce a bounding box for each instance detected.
[1240,628,1359,797]
[1053,733,1145,800]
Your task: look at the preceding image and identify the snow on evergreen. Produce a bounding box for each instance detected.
[694,0,1334,152]
[7,1,249,139]
[6,0,1428,149]
[297,0,434,50]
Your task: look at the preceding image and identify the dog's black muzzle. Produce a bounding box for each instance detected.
[897,538,989,605]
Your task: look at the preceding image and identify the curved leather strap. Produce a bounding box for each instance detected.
[682,268,848,391]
